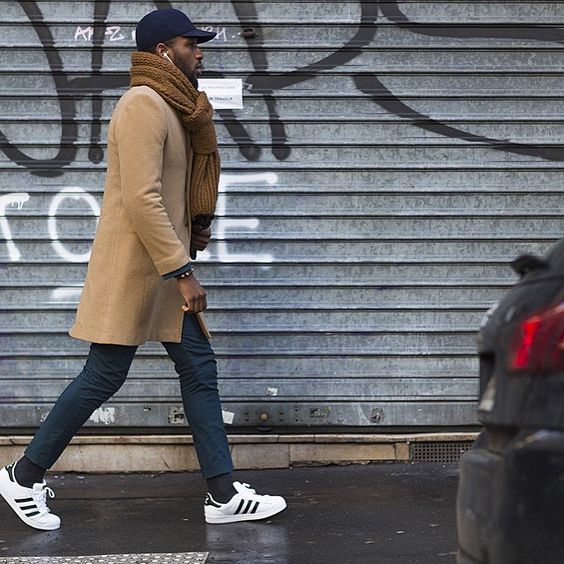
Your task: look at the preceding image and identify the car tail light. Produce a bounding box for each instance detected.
[508,302,564,373]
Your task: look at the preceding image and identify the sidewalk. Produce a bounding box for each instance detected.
[0,463,460,564]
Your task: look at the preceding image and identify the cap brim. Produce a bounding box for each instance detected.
[181,28,217,44]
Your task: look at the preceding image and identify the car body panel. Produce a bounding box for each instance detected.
[458,429,564,564]
[457,238,564,564]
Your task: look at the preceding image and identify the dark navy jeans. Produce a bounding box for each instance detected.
[25,313,234,479]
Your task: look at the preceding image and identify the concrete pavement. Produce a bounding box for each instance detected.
[0,463,460,564]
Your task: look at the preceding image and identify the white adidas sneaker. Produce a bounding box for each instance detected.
[204,481,287,524]
[0,462,61,530]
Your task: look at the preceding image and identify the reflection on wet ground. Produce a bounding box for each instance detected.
[0,464,459,564]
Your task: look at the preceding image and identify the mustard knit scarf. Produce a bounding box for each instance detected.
[129,51,220,218]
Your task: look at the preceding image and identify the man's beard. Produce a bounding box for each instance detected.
[177,61,199,89]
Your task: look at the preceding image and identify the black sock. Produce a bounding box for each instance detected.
[14,455,46,488]
[207,472,237,503]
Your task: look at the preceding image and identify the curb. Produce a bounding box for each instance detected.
[0,433,479,472]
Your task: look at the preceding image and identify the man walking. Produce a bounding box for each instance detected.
[0,8,286,530]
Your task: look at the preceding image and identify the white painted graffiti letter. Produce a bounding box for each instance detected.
[74,25,94,42]
[199,172,277,264]
[0,193,30,262]
[48,187,100,263]
[105,26,125,42]
[215,27,228,42]
[201,26,227,42]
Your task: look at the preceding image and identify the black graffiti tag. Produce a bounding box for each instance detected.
[1,0,563,177]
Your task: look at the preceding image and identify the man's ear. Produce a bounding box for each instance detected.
[156,43,168,58]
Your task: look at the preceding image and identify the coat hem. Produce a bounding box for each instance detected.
[68,328,182,346]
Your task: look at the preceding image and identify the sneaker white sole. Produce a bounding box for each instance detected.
[205,500,287,524]
[0,479,60,531]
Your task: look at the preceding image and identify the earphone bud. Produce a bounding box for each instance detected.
[162,52,173,64]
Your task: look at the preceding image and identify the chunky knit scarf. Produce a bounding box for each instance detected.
[129,51,220,218]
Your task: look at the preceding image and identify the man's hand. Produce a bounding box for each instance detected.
[190,225,211,255]
[177,274,207,312]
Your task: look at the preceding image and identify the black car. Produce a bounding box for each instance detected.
[457,238,564,564]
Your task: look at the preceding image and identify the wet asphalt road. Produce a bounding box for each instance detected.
[0,463,460,564]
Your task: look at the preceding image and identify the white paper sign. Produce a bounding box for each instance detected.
[199,78,243,109]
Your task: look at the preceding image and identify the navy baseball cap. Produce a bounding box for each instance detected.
[135,8,216,51]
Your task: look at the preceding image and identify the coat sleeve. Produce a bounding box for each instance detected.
[114,91,190,276]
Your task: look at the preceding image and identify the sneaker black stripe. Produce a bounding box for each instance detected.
[251,501,260,514]
[242,500,253,514]
[15,498,34,503]
[19,504,37,511]
[25,510,40,517]
[234,499,245,515]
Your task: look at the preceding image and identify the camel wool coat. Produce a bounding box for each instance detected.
[69,85,200,346]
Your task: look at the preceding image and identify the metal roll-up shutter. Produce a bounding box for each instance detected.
[1,1,563,430]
